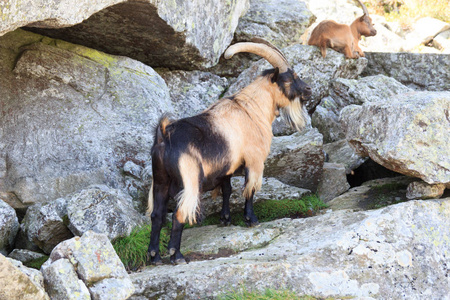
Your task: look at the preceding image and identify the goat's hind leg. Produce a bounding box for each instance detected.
[220,176,232,226]
[147,182,169,265]
[168,211,187,264]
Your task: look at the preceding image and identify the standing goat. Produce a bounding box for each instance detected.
[308,0,377,59]
[147,39,312,265]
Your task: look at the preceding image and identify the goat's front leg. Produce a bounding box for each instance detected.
[243,166,262,227]
[168,210,186,264]
[220,176,232,226]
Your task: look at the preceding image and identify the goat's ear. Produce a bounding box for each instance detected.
[360,15,366,22]
[271,67,279,83]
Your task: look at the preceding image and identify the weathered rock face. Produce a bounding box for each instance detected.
[66,185,145,241]
[158,70,228,118]
[362,52,450,91]
[341,91,450,185]
[20,198,73,254]
[42,231,134,300]
[22,0,249,70]
[0,29,172,206]
[130,199,450,299]
[264,129,324,192]
[323,139,367,174]
[317,163,350,202]
[312,75,412,143]
[0,254,49,300]
[234,0,315,48]
[0,200,19,255]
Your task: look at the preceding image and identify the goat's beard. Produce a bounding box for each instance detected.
[281,98,310,132]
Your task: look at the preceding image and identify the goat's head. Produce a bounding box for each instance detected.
[224,39,312,131]
[355,0,377,37]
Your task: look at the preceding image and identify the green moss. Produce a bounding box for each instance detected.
[24,255,49,270]
[199,194,327,227]
[217,287,318,300]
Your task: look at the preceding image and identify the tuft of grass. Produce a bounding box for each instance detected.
[112,224,170,271]
[218,288,317,300]
[24,255,49,270]
[200,194,327,227]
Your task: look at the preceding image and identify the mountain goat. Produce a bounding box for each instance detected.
[147,39,312,264]
[308,0,377,58]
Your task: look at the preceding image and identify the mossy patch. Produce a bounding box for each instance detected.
[24,255,49,270]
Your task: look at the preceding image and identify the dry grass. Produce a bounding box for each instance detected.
[364,0,449,30]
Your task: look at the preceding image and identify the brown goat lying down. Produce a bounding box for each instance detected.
[147,39,312,265]
[308,0,377,58]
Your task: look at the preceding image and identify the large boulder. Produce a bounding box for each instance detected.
[0,29,172,206]
[264,129,324,191]
[0,254,49,300]
[234,0,315,48]
[20,198,73,254]
[362,52,450,91]
[0,200,19,255]
[313,75,412,143]
[42,231,134,300]
[66,185,145,241]
[341,91,450,185]
[130,199,450,299]
[2,0,249,69]
[158,70,229,118]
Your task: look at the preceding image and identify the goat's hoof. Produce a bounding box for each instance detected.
[245,220,260,227]
[220,219,231,227]
[172,257,187,265]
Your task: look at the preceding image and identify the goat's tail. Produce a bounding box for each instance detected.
[147,115,172,217]
[175,153,201,225]
[146,179,155,217]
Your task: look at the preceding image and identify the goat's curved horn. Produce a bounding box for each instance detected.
[356,0,369,15]
[224,40,290,73]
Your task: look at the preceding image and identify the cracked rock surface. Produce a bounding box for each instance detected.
[130,199,450,299]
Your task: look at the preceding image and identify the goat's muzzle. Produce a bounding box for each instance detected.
[302,85,312,101]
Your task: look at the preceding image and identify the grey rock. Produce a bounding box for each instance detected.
[90,277,135,300]
[130,199,450,299]
[316,163,350,203]
[264,129,324,192]
[21,197,73,254]
[328,176,417,211]
[181,221,287,256]
[22,0,249,69]
[42,231,134,299]
[0,199,19,255]
[313,75,412,143]
[8,249,46,265]
[123,161,144,179]
[159,70,229,118]
[0,254,49,300]
[323,139,367,174]
[406,181,446,200]
[67,186,145,240]
[341,91,450,185]
[362,52,450,91]
[41,258,90,300]
[0,29,172,206]
[235,0,315,48]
